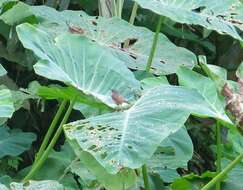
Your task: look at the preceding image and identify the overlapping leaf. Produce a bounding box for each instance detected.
[30,5,197,75]
[148,127,193,182]
[177,67,232,125]
[0,88,14,118]
[64,84,223,174]
[134,0,243,41]
[0,127,36,158]
[16,23,140,108]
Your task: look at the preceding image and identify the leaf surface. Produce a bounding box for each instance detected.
[64,85,222,173]
[134,0,243,41]
[17,23,140,108]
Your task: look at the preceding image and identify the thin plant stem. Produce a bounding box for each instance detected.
[216,120,222,190]
[117,0,124,18]
[23,97,77,182]
[33,100,67,165]
[124,2,139,48]
[142,165,151,190]
[112,0,117,17]
[145,16,163,72]
[201,152,243,190]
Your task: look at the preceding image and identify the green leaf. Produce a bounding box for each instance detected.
[0,183,8,190]
[141,76,169,91]
[31,6,197,75]
[133,0,243,41]
[10,180,64,190]
[0,88,14,118]
[0,127,36,158]
[69,140,137,190]
[0,1,36,25]
[236,62,243,78]
[221,158,243,190]
[0,64,6,76]
[18,143,80,190]
[64,84,223,174]
[148,127,193,182]
[177,67,232,125]
[16,23,140,109]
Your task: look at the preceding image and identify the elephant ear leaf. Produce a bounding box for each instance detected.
[16,23,140,108]
[64,84,221,174]
[133,0,243,41]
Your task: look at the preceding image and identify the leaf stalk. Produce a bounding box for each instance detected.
[23,97,76,182]
[33,100,67,165]
[142,165,151,190]
[146,16,163,72]
[201,152,243,190]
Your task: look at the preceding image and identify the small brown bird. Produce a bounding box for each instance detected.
[66,22,85,35]
[111,90,128,105]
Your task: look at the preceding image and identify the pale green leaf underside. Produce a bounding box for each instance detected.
[31,6,197,75]
[134,0,243,41]
[64,85,221,174]
[177,67,232,125]
[16,23,140,108]
[9,180,64,190]
[0,88,14,118]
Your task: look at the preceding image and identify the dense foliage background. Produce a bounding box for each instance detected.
[0,0,242,189]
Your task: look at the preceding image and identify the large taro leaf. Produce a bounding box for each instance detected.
[0,127,36,158]
[148,126,193,183]
[16,23,140,108]
[64,85,225,174]
[177,67,233,125]
[133,0,243,41]
[0,88,14,118]
[30,5,196,75]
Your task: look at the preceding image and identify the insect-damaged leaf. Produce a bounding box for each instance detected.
[29,6,197,75]
[16,23,140,109]
[64,85,224,174]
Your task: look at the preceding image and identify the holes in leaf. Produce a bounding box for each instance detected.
[88,145,97,150]
[88,126,94,130]
[101,152,108,159]
[160,60,165,64]
[128,145,133,150]
[92,20,98,26]
[81,139,88,143]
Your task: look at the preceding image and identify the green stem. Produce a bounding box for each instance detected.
[201,152,243,190]
[145,16,163,72]
[129,2,138,24]
[117,0,124,18]
[124,2,139,48]
[34,100,67,165]
[112,0,117,17]
[23,97,77,182]
[216,120,222,190]
[142,165,151,190]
